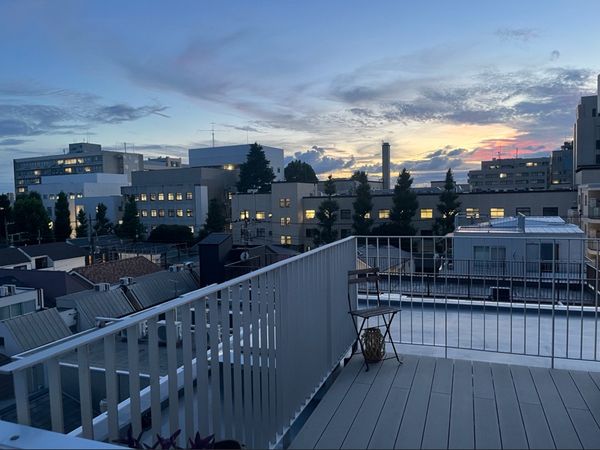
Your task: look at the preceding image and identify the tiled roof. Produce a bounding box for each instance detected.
[71,256,162,284]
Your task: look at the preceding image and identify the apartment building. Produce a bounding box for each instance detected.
[550,142,574,188]
[188,144,285,181]
[122,167,238,235]
[13,142,143,193]
[232,182,577,250]
[468,156,551,192]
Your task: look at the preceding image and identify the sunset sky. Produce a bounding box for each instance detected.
[0,0,599,191]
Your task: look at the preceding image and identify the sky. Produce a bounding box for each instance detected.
[0,0,599,192]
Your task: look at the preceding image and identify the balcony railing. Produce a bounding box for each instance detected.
[1,235,600,448]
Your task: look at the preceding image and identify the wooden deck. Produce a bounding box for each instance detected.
[290,355,600,449]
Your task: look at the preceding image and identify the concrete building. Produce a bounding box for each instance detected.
[550,142,574,189]
[27,173,128,233]
[0,284,44,321]
[13,142,143,193]
[231,182,577,250]
[188,144,285,181]
[144,156,184,170]
[122,167,238,235]
[468,156,551,192]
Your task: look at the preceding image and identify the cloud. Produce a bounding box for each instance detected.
[285,145,355,175]
[550,50,560,61]
[90,103,169,124]
[495,27,538,42]
[0,138,28,146]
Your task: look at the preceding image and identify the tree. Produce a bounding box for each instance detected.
[204,198,226,233]
[53,192,71,241]
[148,224,194,244]
[116,195,144,240]
[12,192,52,243]
[374,168,418,236]
[0,194,12,242]
[314,175,339,245]
[76,209,88,238]
[93,203,113,236]
[237,143,276,193]
[434,168,461,236]
[284,160,318,183]
[351,171,373,235]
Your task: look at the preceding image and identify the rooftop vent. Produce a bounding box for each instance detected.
[94,283,110,292]
[120,276,134,286]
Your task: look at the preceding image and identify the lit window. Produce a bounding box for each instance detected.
[186,192,193,200]
[167,193,174,201]
[49,194,56,200]
[140,193,147,201]
[256,211,266,220]
[305,209,316,219]
[526,162,536,167]
[69,193,75,200]
[151,209,157,217]
[364,212,371,219]
[64,167,73,173]
[420,209,433,219]
[76,193,83,199]
[141,209,148,217]
[280,235,292,245]
[17,187,25,193]
[279,198,291,208]
[158,193,165,201]
[84,166,92,173]
[280,217,291,226]
[150,193,157,201]
[134,194,140,201]
[466,208,480,219]
[240,210,250,220]
[189,226,195,233]
[228,192,233,200]
[490,208,505,218]
[176,209,183,217]
[176,193,183,201]
[33,170,41,176]
[158,209,165,217]
[186,209,193,217]
[378,209,390,219]
[499,173,507,179]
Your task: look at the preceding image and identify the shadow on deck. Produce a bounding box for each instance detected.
[290,354,600,449]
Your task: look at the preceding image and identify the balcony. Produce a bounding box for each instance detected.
[0,236,599,449]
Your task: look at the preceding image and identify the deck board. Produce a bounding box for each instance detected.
[290,355,600,450]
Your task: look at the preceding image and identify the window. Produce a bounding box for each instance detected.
[542,207,559,216]
[176,193,183,201]
[151,209,157,217]
[465,207,480,219]
[240,210,249,220]
[420,208,433,219]
[378,209,390,219]
[499,173,507,179]
[186,209,193,217]
[256,228,266,237]
[141,209,148,217]
[168,209,175,217]
[158,209,165,217]
[189,226,195,234]
[280,217,291,226]
[256,211,266,220]
[140,193,147,201]
[69,193,75,200]
[167,193,175,201]
[280,235,292,245]
[340,209,351,220]
[158,193,165,201]
[364,212,371,219]
[279,198,291,208]
[150,193,157,201]
[490,208,504,218]
[305,209,316,219]
[64,167,72,173]
[176,209,184,217]
[186,192,193,200]
[516,207,531,216]
[134,194,140,201]
[526,162,536,167]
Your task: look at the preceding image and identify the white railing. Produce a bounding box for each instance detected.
[0,237,357,448]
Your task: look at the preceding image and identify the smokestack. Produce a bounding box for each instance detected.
[382,142,391,190]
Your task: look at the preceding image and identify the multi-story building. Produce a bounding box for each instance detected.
[232,182,577,250]
[27,173,127,233]
[122,167,238,235]
[188,144,285,181]
[13,142,143,193]
[468,157,551,192]
[143,156,184,170]
[550,142,574,189]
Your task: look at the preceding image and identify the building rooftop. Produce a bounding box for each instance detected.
[0,308,72,352]
[456,216,584,235]
[71,256,162,285]
[0,247,29,267]
[19,242,88,261]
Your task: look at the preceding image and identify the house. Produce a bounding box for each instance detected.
[0,247,31,270]
[18,242,88,271]
[70,256,162,285]
[0,283,44,321]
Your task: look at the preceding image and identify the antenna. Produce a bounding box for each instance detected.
[197,123,225,148]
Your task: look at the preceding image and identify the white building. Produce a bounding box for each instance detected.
[189,144,285,181]
[0,284,43,321]
[450,216,585,278]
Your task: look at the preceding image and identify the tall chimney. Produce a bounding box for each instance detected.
[382,142,391,190]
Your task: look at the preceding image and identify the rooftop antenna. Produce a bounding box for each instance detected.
[197,123,225,148]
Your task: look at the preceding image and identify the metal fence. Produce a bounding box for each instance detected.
[0,237,357,448]
[356,236,600,367]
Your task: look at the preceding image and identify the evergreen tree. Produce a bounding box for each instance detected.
[148,224,194,244]
[53,191,71,241]
[351,171,373,235]
[0,194,12,242]
[314,175,339,245]
[434,168,461,235]
[13,192,52,243]
[76,209,88,238]
[284,160,318,183]
[204,198,227,233]
[116,195,144,240]
[237,143,276,193]
[373,168,418,236]
[94,203,113,236]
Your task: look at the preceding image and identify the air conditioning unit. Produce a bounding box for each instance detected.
[118,320,148,341]
[183,262,194,270]
[0,286,9,297]
[156,320,183,344]
[169,264,184,273]
[3,285,16,295]
[94,283,110,292]
[120,277,134,286]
